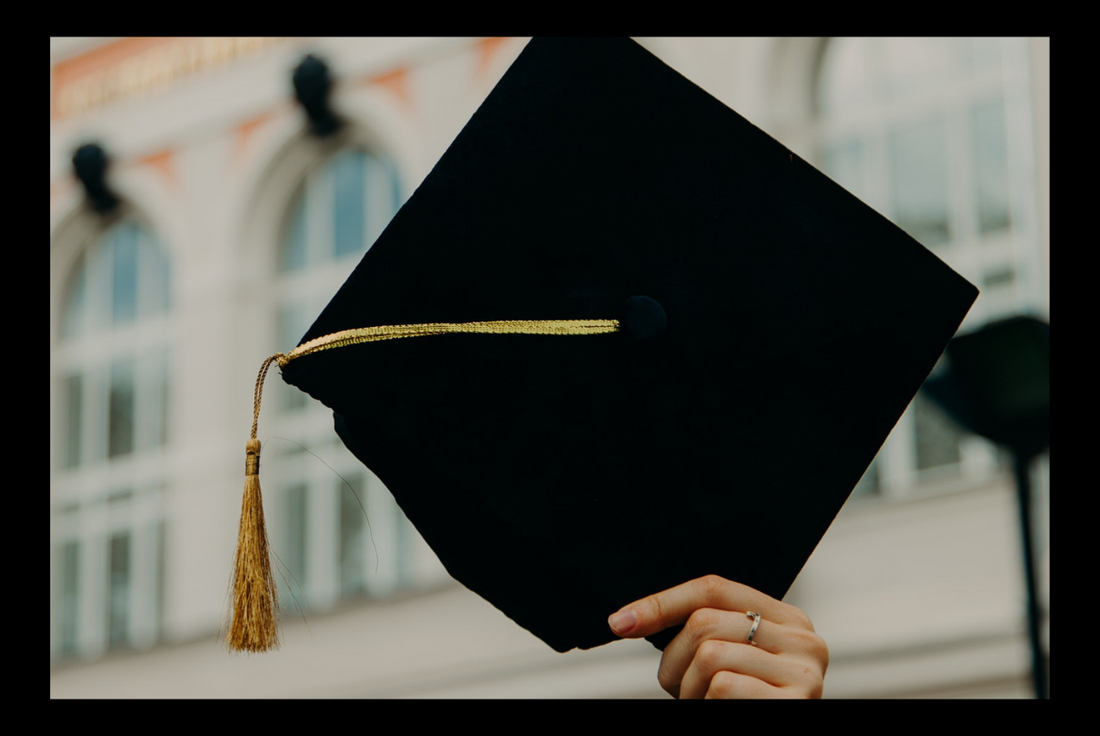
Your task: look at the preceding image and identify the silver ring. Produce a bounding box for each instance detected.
[746,611,761,647]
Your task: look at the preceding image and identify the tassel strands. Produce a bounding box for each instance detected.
[227,354,286,652]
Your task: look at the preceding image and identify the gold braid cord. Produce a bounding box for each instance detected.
[284,319,621,363]
[227,319,620,653]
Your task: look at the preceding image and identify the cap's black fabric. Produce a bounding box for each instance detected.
[280,37,978,652]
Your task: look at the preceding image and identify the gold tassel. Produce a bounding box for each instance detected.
[227,355,285,652]
[225,322,619,652]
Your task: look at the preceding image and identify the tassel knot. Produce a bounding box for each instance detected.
[245,438,260,476]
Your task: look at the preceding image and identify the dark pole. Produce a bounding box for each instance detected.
[921,315,1049,699]
[1013,450,1048,699]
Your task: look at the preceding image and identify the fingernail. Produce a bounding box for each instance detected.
[608,609,637,635]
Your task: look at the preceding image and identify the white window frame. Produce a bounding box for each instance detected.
[814,38,1041,501]
[51,215,172,661]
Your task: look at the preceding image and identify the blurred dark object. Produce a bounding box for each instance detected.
[292,54,342,137]
[924,316,1049,459]
[924,315,1049,699]
[72,143,120,214]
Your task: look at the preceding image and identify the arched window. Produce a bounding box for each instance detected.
[51,217,172,660]
[264,147,433,614]
[814,38,1040,496]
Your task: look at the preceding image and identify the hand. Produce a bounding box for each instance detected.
[607,575,828,699]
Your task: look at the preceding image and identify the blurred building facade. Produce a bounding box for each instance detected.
[50,37,1049,698]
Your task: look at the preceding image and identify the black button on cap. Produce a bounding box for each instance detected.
[623,296,667,341]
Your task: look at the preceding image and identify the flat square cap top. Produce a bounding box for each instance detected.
[280,37,978,652]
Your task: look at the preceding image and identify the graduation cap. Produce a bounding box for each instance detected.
[228,37,978,654]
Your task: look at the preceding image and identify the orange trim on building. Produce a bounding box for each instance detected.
[476,37,511,79]
[52,37,287,120]
[137,149,177,189]
[52,38,179,119]
[233,110,275,163]
[54,38,176,90]
[369,67,413,113]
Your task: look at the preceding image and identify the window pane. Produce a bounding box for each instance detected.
[108,532,131,648]
[283,482,308,605]
[971,98,1012,234]
[142,349,171,450]
[914,390,963,470]
[365,155,399,247]
[339,473,367,597]
[281,196,308,273]
[109,359,135,458]
[277,305,311,411]
[64,373,83,468]
[60,540,80,656]
[889,117,951,247]
[144,232,171,317]
[333,151,366,259]
[156,519,167,643]
[158,355,170,448]
[111,224,140,326]
[61,251,87,339]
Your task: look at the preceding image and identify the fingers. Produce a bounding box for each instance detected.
[663,614,827,699]
[692,649,826,699]
[607,574,807,639]
[607,575,828,699]
[678,639,806,699]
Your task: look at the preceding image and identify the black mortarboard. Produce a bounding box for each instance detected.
[233,37,978,654]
